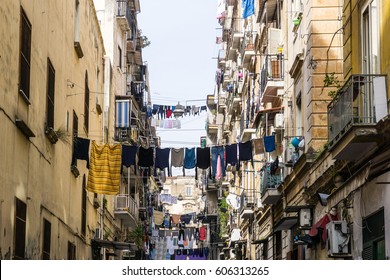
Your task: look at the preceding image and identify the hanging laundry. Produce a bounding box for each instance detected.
[216,155,222,180]
[87,141,121,195]
[138,146,154,167]
[171,148,184,168]
[72,136,90,168]
[183,148,196,169]
[121,144,137,170]
[155,148,171,176]
[196,147,210,169]
[264,135,276,152]
[211,146,225,179]
[154,210,164,226]
[242,0,255,19]
[252,138,265,154]
[239,141,253,166]
[225,143,238,169]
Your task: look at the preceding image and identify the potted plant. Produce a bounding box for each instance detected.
[128,224,144,259]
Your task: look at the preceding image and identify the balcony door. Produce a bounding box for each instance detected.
[361,0,380,75]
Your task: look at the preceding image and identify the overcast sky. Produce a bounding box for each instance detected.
[138,0,220,148]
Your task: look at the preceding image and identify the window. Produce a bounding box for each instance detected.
[185,186,192,196]
[42,219,51,259]
[361,0,380,74]
[118,45,122,69]
[46,59,55,129]
[81,175,87,237]
[274,231,282,260]
[67,241,76,260]
[14,198,27,260]
[19,8,32,101]
[73,110,78,138]
[362,208,385,260]
[84,71,89,132]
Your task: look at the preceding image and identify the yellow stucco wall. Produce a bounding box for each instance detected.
[0,0,108,259]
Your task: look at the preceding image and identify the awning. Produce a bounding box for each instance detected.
[273,216,298,232]
[115,100,130,128]
[91,239,137,251]
[253,106,283,127]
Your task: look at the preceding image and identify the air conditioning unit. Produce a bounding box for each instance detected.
[274,113,284,129]
[94,228,101,239]
[326,221,351,257]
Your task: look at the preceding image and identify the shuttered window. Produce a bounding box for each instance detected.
[14,198,27,259]
[19,8,32,100]
[46,59,55,129]
[42,219,51,259]
[362,208,385,260]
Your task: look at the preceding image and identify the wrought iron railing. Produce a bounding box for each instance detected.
[260,163,282,195]
[260,54,284,93]
[327,74,388,146]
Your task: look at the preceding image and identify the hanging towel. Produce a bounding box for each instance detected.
[264,135,276,152]
[121,144,137,170]
[242,0,255,19]
[72,137,90,168]
[138,146,154,167]
[225,143,238,169]
[252,138,265,154]
[155,148,171,176]
[183,147,196,169]
[87,141,121,195]
[154,210,164,226]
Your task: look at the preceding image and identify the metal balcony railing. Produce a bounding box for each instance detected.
[115,194,139,219]
[260,54,284,93]
[260,163,282,195]
[116,0,132,26]
[327,74,388,146]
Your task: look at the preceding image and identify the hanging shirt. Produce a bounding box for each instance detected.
[171,148,184,167]
[225,143,238,168]
[196,147,210,169]
[121,144,137,170]
[184,148,196,169]
[155,148,171,175]
[138,146,154,167]
[72,137,90,168]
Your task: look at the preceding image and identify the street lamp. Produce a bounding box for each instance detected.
[173,102,185,118]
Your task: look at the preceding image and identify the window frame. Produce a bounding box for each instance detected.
[19,7,32,102]
[14,198,27,260]
[46,58,55,129]
[42,218,51,260]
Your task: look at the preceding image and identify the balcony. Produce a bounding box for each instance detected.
[114,194,139,228]
[239,192,255,219]
[260,163,282,205]
[218,49,226,68]
[218,95,227,113]
[206,119,218,135]
[260,54,284,103]
[327,74,388,160]
[116,0,131,31]
[240,112,256,142]
[232,19,244,50]
[241,41,255,68]
[207,94,216,110]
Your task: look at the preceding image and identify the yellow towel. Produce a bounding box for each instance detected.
[87,141,122,195]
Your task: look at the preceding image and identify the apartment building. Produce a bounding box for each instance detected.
[0,0,107,259]
[211,0,389,260]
